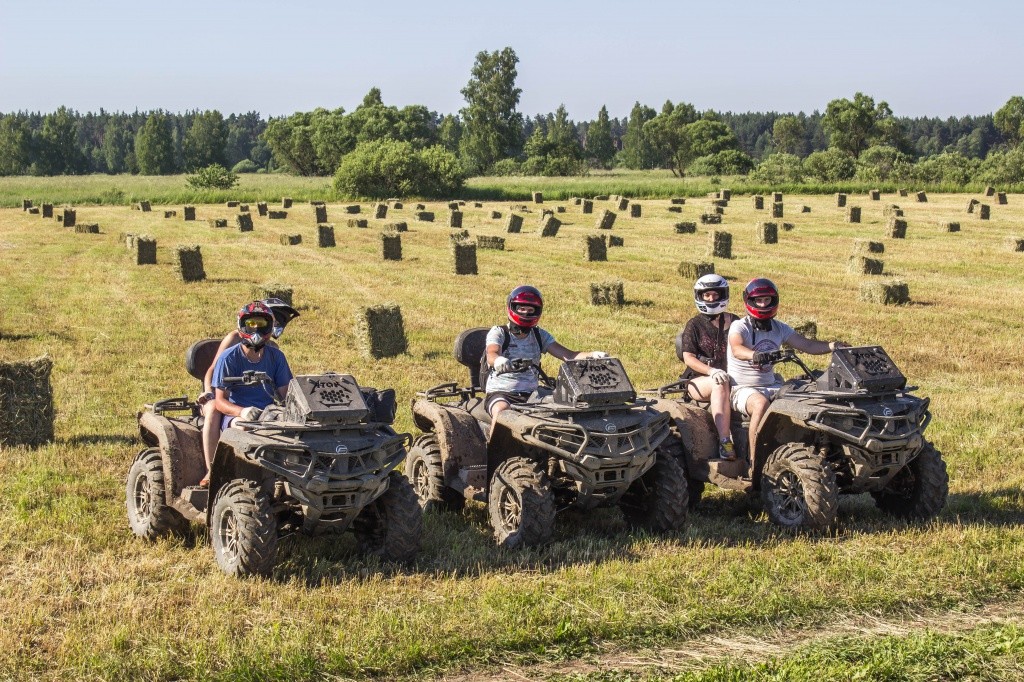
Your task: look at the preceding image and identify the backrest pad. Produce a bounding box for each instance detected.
[185,338,222,381]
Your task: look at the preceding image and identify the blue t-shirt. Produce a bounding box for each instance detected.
[484,325,556,393]
[212,344,293,410]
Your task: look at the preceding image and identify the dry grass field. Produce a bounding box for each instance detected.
[1,188,1022,680]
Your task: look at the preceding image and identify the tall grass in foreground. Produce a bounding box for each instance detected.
[0,190,1022,679]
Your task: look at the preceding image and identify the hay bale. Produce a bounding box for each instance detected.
[757,222,778,244]
[452,241,478,275]
[978,204,991,220]
[282,198,293,208]
[414,211,434,222]
[134,236,156,265]
[505,214,523,233]
[449,230,470,243]
[477,235,506,250]
[532,191,543,204]
[790,319,817,340]
[674,222,697,234]
[314,205,328,223]
[226,201,239,208]
[782,222,795,231]
[571,197,582,206]
[280,234,302,245]
[997,192,1008,205]
[847,206,862,223]
[0,355,55,448]
[390,201,404,210]
[59,208,76,227]
[985,186,995,196]
[720,189,732,201]
[252,284,293,305]
[41,203,53,218]
[899,188,908,197]
[772,192,783,202]
[594,195,609,201]
[594,210,615,230]
[384,221,408,232]
[490,210,502,219]
[447,201,459,211]
[239,205,249,212]
[678,261,715,280]
[616,197,629,211]
[801,205,811,213]
[771,202,784,218]
[121,232,137,249]
[381,233,402,261]
[589,281,624,306]
[74,223,99,234]
[137,200,152,212]
[835,193,847,207]
[752,195,764,209]
[916,191,927,202]
[886,219,907,238]
[942,221,961,233]
[309,200,325,206]
[860,279,910,305]
[347,219,369,228]
[668,206,683,213]
[712,199,729,208]
[540,215,561,237]
[21,199,32,211]
[26,207,39,214]
[344,204,360,214]
[257,202,268,216]
[474,202,484,208]
[609,235,624,247]
[585,234,607,262]
[268,210,287,220]
[175,245,205,282]
[850,256,884,275]
[556,206,566,213]
[236,213,254,231]
[317,224,335,247]
[670,197,686,205]
[700,213,722,225]
[163,210,177,218]
[580,199,594,215]
[869,189,881,200]
[207,218,228,228]
[372,203,388,220]
[710,231,732,259]
[356,304,407,359]
[852,239,885,254]
[713,206,726,215]
[629,203,642,218]
[883,204,901,217]
[1005,236,1024,252]
[448,211,463,228]
[967,198,980,213]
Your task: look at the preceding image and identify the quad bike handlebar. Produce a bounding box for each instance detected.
[221,370,273,387]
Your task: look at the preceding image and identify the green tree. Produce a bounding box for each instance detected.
[823,92,898,158]
[585,105,615,168]
[135,112,176,175]
[37,106,86,174]
[333,139,463,198]
[546,105,581,160]
[643,101,700,176]
[309,108,351,173]
[854,145,914,182]
[183,110,227,171]
[993,95,1024,146]
[262,112,321,176]
[0,114,32,175]
[101,119,132,174]
[185,163,238,190]
[438,114,462,154]
[459,47,524,174]
[772,115,805,156]
[751,153,805,183]
[619,101,659,169]
[803,148,856,181]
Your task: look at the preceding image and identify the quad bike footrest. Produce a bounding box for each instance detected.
[181,486,209,512]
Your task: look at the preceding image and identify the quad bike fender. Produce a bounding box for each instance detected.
[651,398,717,473]
[412,399,488,495]
[207,429,274,526]
[750,410,808,487]
[137,411,206,521]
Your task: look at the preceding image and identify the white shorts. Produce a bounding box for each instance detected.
[731,383,782,416]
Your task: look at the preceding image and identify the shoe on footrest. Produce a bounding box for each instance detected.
[718,440,736,461]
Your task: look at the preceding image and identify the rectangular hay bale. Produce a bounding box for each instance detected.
[281,198,293,208]
[589,281,624,306]
[916,191,927,202]
[208,218,228,228]
[585,234,607,261]
[344,204,360,214]
[74,223,99,234]
[532,191,543,204]
[886,219,907,239]
[1005,236,1024,252]
[609,235,624,247]
[280,234,302,245]
[670,197,686,205]
[860,279,910,305]
[452,241,478,275]
[700,213,721,225]
[674,222,697,234]
[448,211,463,228]
[134,236,156,265]
[384,221,407,232]
[236,213,254,231]
[852,239,885,254]
[835,193,847,207]
[257,202,268,216]
[0,356,55,447]
[375,203,388,219]
[978,204,990,220]
[997,192,1008,205]
[381,233,402,261]
[356,304,407,359]
[252,284,293,305]
[415,211,434,222]
[942,221,960,233]
[757,222,778,244]
[505,214,523,233]
[175,245,205,282]
[850,256,884,275]
[752,195,764,209]
[677,261,715,280]
[847,206,861,223]
[540,215,561,237]
[629,203,642,218]
[771,202,784,218]
[314,205,328,223]
[476,235,505,250]
[710,231,732,259]
[163,210,177,218]
[318,224,335,247]
[41,203,53,218]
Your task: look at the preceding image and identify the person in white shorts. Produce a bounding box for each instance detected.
[727,278,849,471]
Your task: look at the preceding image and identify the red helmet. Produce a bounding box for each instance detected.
[237,301,275,349]
[506,285,543,328]
[742,278,779,320]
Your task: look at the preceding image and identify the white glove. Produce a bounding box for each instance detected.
[591,351,609,359]
[239,406,262,421]
[710,369,730,386]
[493,356,510,374]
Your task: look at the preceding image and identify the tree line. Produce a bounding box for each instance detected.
[1,47,1022,189]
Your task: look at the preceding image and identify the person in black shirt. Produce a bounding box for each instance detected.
[678,274,740,460]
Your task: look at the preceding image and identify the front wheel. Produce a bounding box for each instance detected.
[126,448,186,540]
[405,434,465,513]
[353,473,423,563]
[872,442,948,520]
[210,479,278,578]
[620,454,689,531]
[761,443,838,531]
[488,457,555,549]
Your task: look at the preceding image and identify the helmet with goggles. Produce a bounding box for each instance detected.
[237,301,275,349]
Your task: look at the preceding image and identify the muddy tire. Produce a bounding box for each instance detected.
[686,477,706,510]
[353,473,423,563]
[761,443,838,531]
[126,448,186,539]
[620,454,689,531]
[488,457,555,549]
[872,442,948,520]
[210,479,277,578]
[405,434,465,513]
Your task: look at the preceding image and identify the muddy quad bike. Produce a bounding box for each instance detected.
[648,342,948,531]
[406,327,687,548]
[126,339,421,577]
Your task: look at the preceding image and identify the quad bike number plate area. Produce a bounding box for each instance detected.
[553,358,637,407]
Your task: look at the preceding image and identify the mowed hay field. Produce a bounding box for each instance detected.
[1,190,1023,680]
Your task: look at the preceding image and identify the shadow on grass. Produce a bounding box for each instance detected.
[61,434,138,447]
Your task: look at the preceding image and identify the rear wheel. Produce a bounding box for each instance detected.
[353,473,423,563]
[488,457,555,549]
[405,434,465,513]
[872,442,948,520]
[126,448,186,539]
[211,479,277,578]
[620,454,689,531]
[761,443,838,531]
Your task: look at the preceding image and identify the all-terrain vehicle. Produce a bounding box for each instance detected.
[126,339,421,577]
[648,341,948,531]
[406,327,687,548]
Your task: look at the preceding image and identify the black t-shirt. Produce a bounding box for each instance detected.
[679,312,739,374]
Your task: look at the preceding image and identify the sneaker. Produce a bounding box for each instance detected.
[718,440,737,461]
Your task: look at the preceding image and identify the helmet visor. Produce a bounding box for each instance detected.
[242,316,272,332]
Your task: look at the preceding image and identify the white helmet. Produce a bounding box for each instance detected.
[694,274,729,315]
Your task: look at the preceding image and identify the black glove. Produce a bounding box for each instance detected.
[752,350,782,365]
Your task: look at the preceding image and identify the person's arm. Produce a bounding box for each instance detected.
[545,341,606,361]
[728,330,758,362]
[682,352,716,376]
[485,343,502,367]
[203,333,239,396]
[213,388,244,418]
[786,334,848,355]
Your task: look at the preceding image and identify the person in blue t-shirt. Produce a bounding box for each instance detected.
[211,300,293,439]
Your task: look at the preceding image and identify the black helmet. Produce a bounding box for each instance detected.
[262,298,300,339]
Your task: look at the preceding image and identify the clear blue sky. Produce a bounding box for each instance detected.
[1,0,1020,121]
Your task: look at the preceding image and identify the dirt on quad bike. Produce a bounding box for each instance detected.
[126,338,422,578]
[406,327,687,549]
[648,342,948,532]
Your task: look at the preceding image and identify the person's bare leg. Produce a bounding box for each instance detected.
[709,382,731,441]
[745,392,769,477]
[202,401,221,480]
[488,400,509,439]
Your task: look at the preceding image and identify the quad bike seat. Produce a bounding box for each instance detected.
[454,327,490,391]
[186,338,221,381]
